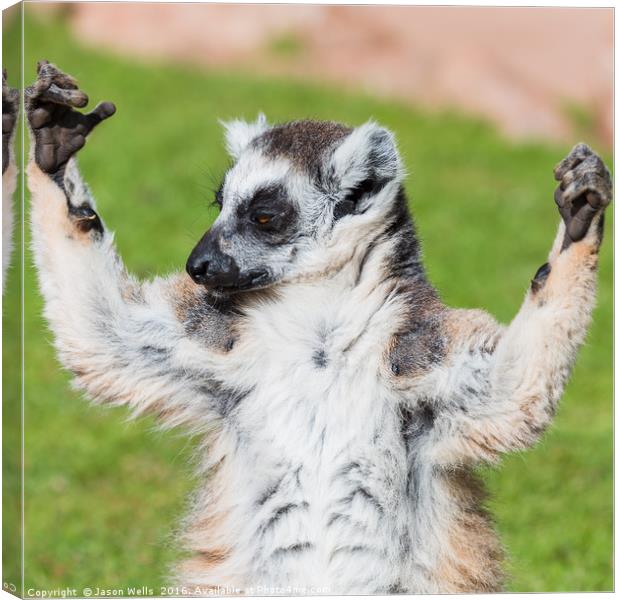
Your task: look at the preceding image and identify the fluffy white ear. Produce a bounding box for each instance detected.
[329,121,403,190]
[220,113,269,160]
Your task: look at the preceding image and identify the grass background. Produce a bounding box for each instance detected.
[3,9,613,594]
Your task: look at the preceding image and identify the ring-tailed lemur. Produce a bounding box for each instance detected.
[3,69,19,290]
[26,61,611,594]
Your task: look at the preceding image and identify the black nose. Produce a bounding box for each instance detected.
[186,241,240,287]
[186,253,210,284]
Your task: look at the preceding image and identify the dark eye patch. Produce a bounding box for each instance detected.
[241,184,297,243]
[240,184,288,216]
[248,184,287,208]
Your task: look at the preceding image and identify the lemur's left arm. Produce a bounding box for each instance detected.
[3,69,19,290]
[27,62,238,430]
[411,144,611,465]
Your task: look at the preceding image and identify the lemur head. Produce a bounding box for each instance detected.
[186,116,406,293]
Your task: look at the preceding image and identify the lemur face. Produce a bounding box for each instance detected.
[186,117,403,293]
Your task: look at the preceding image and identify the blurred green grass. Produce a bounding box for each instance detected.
[3,10,612,593]
[2,4,23,593]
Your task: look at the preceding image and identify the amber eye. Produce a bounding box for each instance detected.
[255,214,271,225]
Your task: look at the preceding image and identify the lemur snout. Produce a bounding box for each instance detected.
[186,233,240,287]
[186,251,240,287]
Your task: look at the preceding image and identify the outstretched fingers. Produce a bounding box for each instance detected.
[553,143,612,245]
[83,101,116,134]
[26,60,117,176]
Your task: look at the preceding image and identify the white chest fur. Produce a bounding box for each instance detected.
[208,276,423,593]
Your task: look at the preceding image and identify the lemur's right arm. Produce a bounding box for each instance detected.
[27,61,239,429]
[3,69,19,290]
[400,143,611,466]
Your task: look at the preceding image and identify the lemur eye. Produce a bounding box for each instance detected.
[253,214,271,226]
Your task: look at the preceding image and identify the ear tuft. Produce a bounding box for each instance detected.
[329,121,403,190]
[220,113,270,160]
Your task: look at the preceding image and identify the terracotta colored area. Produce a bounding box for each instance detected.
[34,4,613,146]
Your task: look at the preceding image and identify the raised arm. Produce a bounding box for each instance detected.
[26,61,241,430]
[406,143,612,466]
[3,69,19,290]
